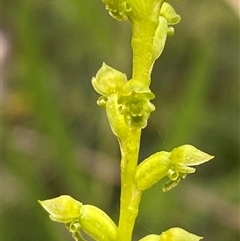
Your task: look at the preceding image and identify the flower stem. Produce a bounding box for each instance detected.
[131,20,158,86]
[116,128,142,241]
[131,1,164,86]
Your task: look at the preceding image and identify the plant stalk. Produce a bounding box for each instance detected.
[116,128,142,241]
[131,0,164,86]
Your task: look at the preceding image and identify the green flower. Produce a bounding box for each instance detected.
[163,145,214,192]
[92,62,127,96]
[92,63,127,107]
[118,82,155,128]
[134,145,214,192]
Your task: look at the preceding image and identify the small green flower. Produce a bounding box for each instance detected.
[134,145,213,192]
[118,83,155,128]
[163,145,214,192]
[38,195,82,223]
[92,62,127,96]
[92,63,127,107]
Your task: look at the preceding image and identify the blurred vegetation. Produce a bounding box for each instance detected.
[2,0,239,240]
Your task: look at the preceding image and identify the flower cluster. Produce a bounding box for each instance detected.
[135,145,214,192]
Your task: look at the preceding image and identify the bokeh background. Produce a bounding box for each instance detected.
[2,0,239,240]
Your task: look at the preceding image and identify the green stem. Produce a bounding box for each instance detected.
[131,20,158,85]
[131,1,164,86]
[116,128,142,241]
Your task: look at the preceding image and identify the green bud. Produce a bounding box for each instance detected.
[38,195,82,223]
[135,151,171,190]
[92,62,127,96]
[80,204,117,241]
[160,2,181,25]
[159,227,203,241]
[138,234,160,241]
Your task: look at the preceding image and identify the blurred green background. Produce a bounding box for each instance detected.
[2,0,239,240]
